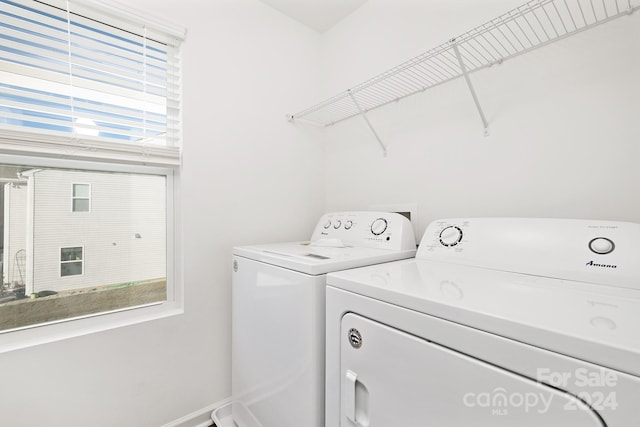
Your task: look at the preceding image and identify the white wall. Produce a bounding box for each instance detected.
[0,1,324,426]
[321,0,640,240]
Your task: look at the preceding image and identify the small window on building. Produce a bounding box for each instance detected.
[72,184,91,212]
[61,247,84,277]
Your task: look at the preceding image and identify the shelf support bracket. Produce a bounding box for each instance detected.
[348,90,388,157]
[450,39,490,136]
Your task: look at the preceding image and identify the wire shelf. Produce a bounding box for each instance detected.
[290,0,639,127]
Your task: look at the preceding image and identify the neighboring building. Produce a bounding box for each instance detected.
[2,169,166,295]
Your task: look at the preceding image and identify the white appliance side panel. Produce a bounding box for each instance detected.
[231,256,326,427]
[340,313,604,427]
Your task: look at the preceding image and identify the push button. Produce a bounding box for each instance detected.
[589,237,614,255]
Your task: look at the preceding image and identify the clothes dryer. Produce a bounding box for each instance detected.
[326,218,640,426]
[213,211,416,427]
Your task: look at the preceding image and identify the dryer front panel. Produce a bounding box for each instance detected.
[340,313,604,427]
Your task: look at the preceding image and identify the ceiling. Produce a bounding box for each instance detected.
[258,0,368,33]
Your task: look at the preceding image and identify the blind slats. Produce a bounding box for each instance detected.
[0,0,184,165]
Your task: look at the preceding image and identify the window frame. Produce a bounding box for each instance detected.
[60,245,85,277]
[0,153,183,353]
[71,183,92,213]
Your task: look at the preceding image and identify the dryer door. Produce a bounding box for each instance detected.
[340,313,604,427]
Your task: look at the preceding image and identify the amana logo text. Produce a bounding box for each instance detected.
[586,260,617,269]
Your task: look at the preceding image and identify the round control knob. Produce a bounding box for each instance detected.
[371,218,388,236]
[323,220,331,229]
[439,226,463,247]
[345,220,353,230]
[333,220,342,229]
[589,237,614,255]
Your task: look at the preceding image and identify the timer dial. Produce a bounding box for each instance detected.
[323,220,331,229]
[371,218,388,235]
[334,220,342,229]
[589,237,614,255]
[439,226,463,247]
[345,220,353,230]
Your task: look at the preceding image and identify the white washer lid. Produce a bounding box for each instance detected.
[234,242,416,275]
[327,258,640,377]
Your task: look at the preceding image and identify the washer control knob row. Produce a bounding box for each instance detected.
[439,226,463,247]
[323,219,355,230]
[371,218,388,235]
[589,237,615,255]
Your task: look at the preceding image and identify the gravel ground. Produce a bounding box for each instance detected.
[0,279,166,331]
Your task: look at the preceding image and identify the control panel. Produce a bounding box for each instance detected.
[310,211,416,251]
[416,218,640,289]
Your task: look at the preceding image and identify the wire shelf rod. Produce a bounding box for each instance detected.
[406,66,437,87]
[356,90,391,108]
[456,46,481,69]
[483,30,510,58]
[412,66,445,90]
[430,56,459,79]
[436,50,463,74]
[391,68,423,89]
[550,1,570,33]
[348,91,387,156]
[393,70,427,91]
[530,6,553,39]
[376,77,411,97]
[426,57,457,80]
[470,35,501,63]
[523,10,545,44]
[588,0,598,23]
[370,80,406,102]
[455,0,550,44]
[575,1,588,25]
[563,0,579,27]
[451,40,489,133]
[460,41,490,66]
[488,24,514,55]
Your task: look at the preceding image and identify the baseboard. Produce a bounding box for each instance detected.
[161,397,232,427]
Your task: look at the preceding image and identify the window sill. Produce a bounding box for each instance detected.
[0,301,183,354]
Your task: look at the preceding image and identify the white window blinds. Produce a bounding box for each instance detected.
[0,0,185,165]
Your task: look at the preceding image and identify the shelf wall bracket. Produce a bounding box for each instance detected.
[348,90,388,157]
[450,38,490,137]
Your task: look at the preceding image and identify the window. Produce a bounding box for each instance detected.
[0,0,184,347]
[0,0,183,164]
[0,162,171,334]
[72,183,90,212]
[61,246,83,276]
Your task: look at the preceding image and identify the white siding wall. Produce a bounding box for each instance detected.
[31,169,166,293]
[3,183,27,286]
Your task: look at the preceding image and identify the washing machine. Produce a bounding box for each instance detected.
[326,218,640,426]
[212,211,416,427]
